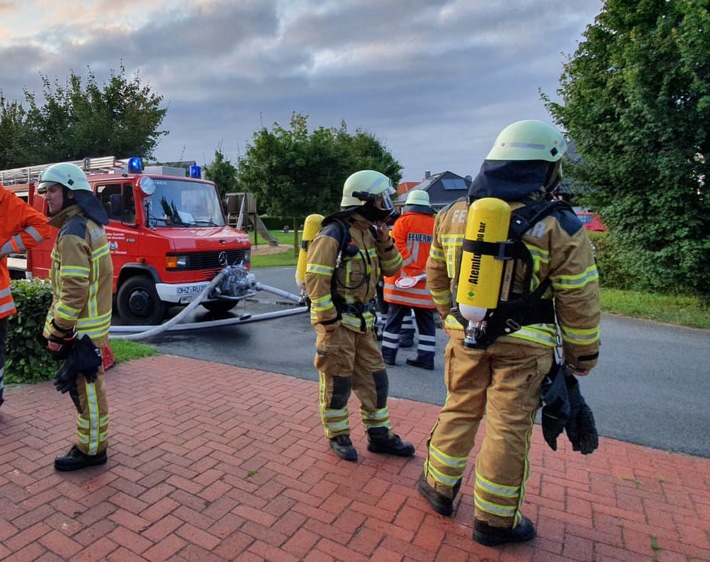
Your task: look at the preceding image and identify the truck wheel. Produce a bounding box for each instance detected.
[202,301,237,314]
[117,276,165,325]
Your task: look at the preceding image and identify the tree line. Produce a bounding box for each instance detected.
[1,0,708,301]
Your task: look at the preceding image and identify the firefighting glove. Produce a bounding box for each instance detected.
[74,335,102,384]
[46,320,77,361]
[564,374,599,455]
[53,356,78,394]
[540,362,571,451]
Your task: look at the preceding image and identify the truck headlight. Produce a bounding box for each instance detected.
[166,255,189,269]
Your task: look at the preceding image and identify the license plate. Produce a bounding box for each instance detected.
[177,285,204,295]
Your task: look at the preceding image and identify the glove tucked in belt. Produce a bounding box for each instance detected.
[53,334,102,395]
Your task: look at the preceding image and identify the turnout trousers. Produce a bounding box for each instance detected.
[313,324,392,439]
[74,366,110,456]
[423,335,552,527]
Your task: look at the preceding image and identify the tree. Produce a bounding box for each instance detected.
[203,148,239,200]
[0,64,168,168]
[546,0,710,298]
[234,113,402,221]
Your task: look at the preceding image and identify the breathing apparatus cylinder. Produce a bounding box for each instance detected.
[295,214,324,290]
[455,197,511,347]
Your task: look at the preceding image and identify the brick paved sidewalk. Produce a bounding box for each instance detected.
[1,355,709,561]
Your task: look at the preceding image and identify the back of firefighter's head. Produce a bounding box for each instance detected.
[488,120,566,189]
[469,120,567,203]
[404,189,435,215]
[341,170,397,222]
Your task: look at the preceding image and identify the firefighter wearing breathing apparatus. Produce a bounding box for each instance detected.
[381,189,437,370]
[417,120,601,546]
[305,170,416,462]
[37,163,114,472]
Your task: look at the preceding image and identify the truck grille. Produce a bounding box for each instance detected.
[174,249,250,271]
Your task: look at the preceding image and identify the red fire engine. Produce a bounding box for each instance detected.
[1,156,256,325]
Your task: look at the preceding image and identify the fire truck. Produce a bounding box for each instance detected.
[1,156,256,325]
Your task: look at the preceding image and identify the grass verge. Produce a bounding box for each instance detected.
[109,339,159,363]
[600,288,710,330]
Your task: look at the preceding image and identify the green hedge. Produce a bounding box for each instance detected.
[589,231,638,291]
[5,278,56,384]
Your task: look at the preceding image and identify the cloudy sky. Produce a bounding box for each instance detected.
[0,0,602,182]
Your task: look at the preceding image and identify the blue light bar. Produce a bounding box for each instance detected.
[189,165,201,179]
[128,157,143,173]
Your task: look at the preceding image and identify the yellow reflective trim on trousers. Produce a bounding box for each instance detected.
[424,461,462,487]
[323,407,348,421]
[85,382,101,455]
[475,473,520,498]
[306,263,333,275]
[473,492,518,518]
[361,407,389,422]
[428,443,468,470]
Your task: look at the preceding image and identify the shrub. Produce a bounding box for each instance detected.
[589,231,638,291]
[5,278,55,384]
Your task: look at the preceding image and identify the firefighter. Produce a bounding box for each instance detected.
[0,184,53,409]
[381,189,437,370]
[37,163,114,471]
[417,120,601,546]
[305,170,416,462]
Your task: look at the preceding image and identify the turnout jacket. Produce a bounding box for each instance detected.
[306,212,402,333]
[43,206,114,348]
[426,197,601,372]
[0,187,53,319]
[383,210,436,309]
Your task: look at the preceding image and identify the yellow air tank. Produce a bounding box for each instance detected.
[295,214,324,290]
[456,198,511,329]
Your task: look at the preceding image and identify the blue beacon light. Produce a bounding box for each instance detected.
[189,165,202,179]
[127,157,144,173]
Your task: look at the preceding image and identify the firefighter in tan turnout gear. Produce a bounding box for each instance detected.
[305,170,416,462]
[38,163,114,472]
[417,121,601,546]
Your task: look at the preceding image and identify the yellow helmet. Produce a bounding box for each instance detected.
[486,120,567,162]
[37,163,91,194]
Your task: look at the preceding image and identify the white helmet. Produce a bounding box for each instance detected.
[486,120,567,162]
[341,170,395,208]
[37,163,91,194]
[405,189,430,207]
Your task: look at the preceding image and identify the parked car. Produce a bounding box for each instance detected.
[576,211,607,232]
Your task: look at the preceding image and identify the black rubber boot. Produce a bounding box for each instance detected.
[406,357,434,371]
[473,516,536,546]
[416,475,455,516]
[381,348,397,366]
[54,445,107,472]
[366,427,415,457]
[329,435,357,462]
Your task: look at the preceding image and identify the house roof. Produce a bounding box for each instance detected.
[395,171,471,209]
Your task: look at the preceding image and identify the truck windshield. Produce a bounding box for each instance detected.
[145,179,226,227]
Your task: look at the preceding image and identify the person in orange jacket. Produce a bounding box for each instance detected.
[381,189,437,370]
[0,183,53,408]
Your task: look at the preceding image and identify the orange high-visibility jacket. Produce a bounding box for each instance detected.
[383,211,436,309]
[0,186,53,319]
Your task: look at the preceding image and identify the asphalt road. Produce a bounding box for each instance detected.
[136,266,710,459]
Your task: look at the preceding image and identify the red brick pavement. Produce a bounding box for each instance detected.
[1,355,709,561]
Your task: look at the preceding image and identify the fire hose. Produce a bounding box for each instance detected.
[110,267,307,341]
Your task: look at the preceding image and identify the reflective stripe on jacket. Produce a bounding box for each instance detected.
[383,211,435,309]
[426,198,601,370]
[0,187,53,319]
[305,212,402,333]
